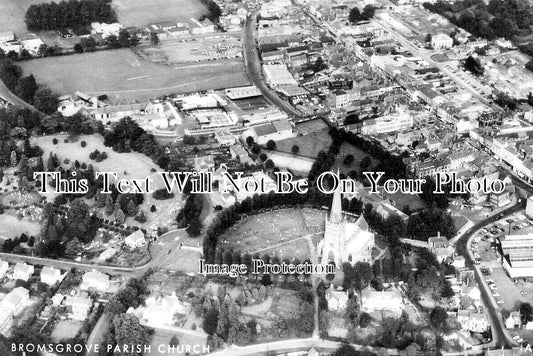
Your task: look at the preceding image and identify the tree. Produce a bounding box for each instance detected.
[0,60,22,91]
[112,314,148,355]
[15,74,37,104]
[118,29,131,47]
[349,7,361,23]
[291,145,299,154]
[80,37,97,52]
[150,33,160,45]
[429,306,448,332]
[73,43,83,53]
[127,199,137,217]
[361,5,376,20]
[203,308,219,335]
[266,140,276,150]
[333,344,358,356]
[520,303,533,325]
[245,136,254,147]
[169,335,179,347]
[66,199,92,242]
[360,155,372,170]
[115,208,126,224]
[33,87,58,114]
[343,154,354,166]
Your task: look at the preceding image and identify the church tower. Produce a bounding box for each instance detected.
[321,180,345,267]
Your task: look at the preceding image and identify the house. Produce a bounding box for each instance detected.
[0,260,9,278]
[0,308,13,337]
[20,38,45,56]
[12,263,34,282]
[99,247,119,261]
[361,287,404,315]
[457,310,489,333]
[0,31,15,43]
[65,295,93,321]
[141,293,191,326]
[0,287,29,316]
[81,271,110,292]
[194,155,215,172]
[428,233,454,263]
[505,311,521,329]
[40,266,63,286]
[124,230,147,249]
[229,145,251,164]
[326,285,348,312]
[52,293,65,306]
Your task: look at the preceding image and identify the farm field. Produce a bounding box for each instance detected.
[218,208,326,261]
[112,0,207,27]
[20,49,250,102]
[0,0,44,35]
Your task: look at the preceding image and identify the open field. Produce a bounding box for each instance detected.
[112,0,207,27]
[20,50,250,102]
[0,0,44,35]
[218,208,326,261]
[0,215,41,239]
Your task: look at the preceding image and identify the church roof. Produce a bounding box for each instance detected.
[354,215,369,231]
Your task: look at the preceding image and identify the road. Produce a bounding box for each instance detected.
[0,77,45,114]
[243,11,305,119]
[453,199,527,348]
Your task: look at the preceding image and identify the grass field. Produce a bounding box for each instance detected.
[112,0,207,27]
[51,320,82,343]
[0,215,41,239]
[20,49,250,102]
[0,0,45,34]
[219,208,326,261]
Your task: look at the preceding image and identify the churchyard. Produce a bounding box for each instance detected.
[218,208,327,261]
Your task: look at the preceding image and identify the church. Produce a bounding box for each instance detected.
[317,183,375,267]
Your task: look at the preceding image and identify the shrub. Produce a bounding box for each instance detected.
[64,139,69,143]
[52,138,58,145]
[80,141,87,147]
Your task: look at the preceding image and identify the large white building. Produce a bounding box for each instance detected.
[317,182,375,267]
[500,234,533,278]
[263,64,298,87]
[361,108,414,135]
[431,34,453,50]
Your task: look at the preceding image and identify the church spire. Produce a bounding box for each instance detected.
[329,169,342,224]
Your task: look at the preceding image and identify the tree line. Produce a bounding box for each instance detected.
[25,0,117,31]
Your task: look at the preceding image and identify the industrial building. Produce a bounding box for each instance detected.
[500,234,533,278]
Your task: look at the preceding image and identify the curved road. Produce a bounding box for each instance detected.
[243,11,306,119]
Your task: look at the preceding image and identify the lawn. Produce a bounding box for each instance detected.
[20,49,250,102]
[0,215,41,239]
[0,0,44,34]
[51,320,82,343]
[148,327,208,356]
[218,208,326,261]
[275,129,332,158]
[332,141,380,177]
[112,0,207,27]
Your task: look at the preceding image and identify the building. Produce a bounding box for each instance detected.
[215,130,236,146]
[0,260,9,278]
[457,310,489,333]
[0,31,15,43]
[263,64,298,87]
[0,287,29,336]
[505,311,521,329]
[141,293,191,326]
[40,267,63,286]
[317,181,375,267]
[229,145,252,164]
[20,38,45,56]
[12,263,34,282]
[81,271,110,292]
[526,196,533,219]
[500,234,533,278]
[361,110,414,135]
[124,230,147,249]
[65,295,93,321]
[194,155,215,172]
[326,285,348,312]
[240,120,294,145]
[428,233,454,263]
[431,34,453,50]
[190,18,215,34]
[361,287,404,315]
